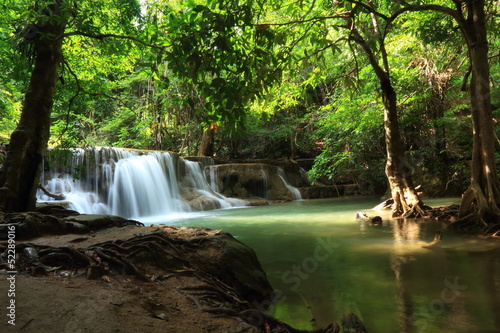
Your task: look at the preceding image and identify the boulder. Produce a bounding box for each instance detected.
[207,163,295,201]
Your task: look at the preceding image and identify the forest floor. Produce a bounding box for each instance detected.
[1,225,261,333]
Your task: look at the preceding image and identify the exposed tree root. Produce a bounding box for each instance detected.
[399,201,431,219]
[373,197,430,219]
[1,230,358,332]
[37,183,65,200]
[426,204,460,223]
[197,304,341,333]
[373,185,431,219]
[451,183,500,235]
[0,210,144,240]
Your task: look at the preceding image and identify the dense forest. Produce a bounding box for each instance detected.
[1,2,500,332]
[0,1,499,227]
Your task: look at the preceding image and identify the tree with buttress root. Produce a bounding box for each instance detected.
[392,0,500,230]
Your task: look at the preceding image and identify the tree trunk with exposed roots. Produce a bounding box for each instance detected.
[349,16,428,218]
[456,0,500,228]
[381,77,427,218]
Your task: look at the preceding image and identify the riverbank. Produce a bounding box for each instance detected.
[1,225,255,332]
[3,197,500,332]
[0,218,343,333]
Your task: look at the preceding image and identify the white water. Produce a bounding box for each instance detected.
[278,167,302,200]
[108,154,179,218]
[184,160,246,210]
[37,147,299,218]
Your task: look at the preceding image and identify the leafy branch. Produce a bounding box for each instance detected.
[63,31,171,54]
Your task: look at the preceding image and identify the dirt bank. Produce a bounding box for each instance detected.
[2,225,265,332]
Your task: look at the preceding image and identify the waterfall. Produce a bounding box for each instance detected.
[38,147,303,219]
[277,167,302,200]
[209,165,219,193]
[108,155,179,218]
[260,167,269,198]
[184,161,244,209]
[37,147,247,219]
[38,147,185,218]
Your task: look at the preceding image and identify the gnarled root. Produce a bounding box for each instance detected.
[453,183,500,234]
[199,306,341,333]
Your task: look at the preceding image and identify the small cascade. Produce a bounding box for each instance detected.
[277,167,302,200]
[260,167,269,199]
[209,166,219,193]
[39,147,125,214]
[38,147,185,218]
[184,161,245,209]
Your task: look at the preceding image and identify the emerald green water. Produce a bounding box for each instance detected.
[146,196,500,333]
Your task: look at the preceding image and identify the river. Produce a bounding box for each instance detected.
[139,196,500,333]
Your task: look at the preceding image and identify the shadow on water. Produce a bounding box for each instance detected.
[148,196,500,333]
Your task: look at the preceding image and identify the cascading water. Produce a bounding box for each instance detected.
[37,147,252,219]
[38,147,188,218]
[38,147,302,219]
[277,167,302,200]
[184,161,244,209]
[108,154,179,218]
[209,166,219,193]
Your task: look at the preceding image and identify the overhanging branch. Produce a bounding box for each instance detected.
[389,2,460,23]
[256,12,350,27]
[345,0,389,21]
[63,31,170,54]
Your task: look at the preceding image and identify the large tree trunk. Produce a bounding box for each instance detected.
[457,0,500,226]
[381,77,426,217]
[0,2,66,213]
[350,17,427,218]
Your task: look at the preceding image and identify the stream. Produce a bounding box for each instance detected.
[140,196,500,333]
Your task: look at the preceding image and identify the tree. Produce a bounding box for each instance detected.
[0,0,285,211]
[0,0,142,213]
[231,0,430,216]
[341,1,429,217]
[162,1,284,156]
[393,0,500,227]
[0,0,67,212]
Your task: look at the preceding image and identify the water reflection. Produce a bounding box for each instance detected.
[159,197,500,333]
[387,218,500,333]
[390,219,420,333]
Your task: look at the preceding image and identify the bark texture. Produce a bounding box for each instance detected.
[456,0,500,226]
[349,11,426,217]
[0,1,66,212]
[381,77,426,217]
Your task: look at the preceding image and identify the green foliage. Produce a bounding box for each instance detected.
[163,0,285,133]
[2,0,499,196]
[307,76,387,192]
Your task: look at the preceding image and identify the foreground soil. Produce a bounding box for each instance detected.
[1,225,260,333]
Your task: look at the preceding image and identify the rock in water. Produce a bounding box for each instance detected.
[355,212,369,221]
[371,216,383,226]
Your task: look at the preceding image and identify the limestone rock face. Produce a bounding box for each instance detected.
[207,163,294,201]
